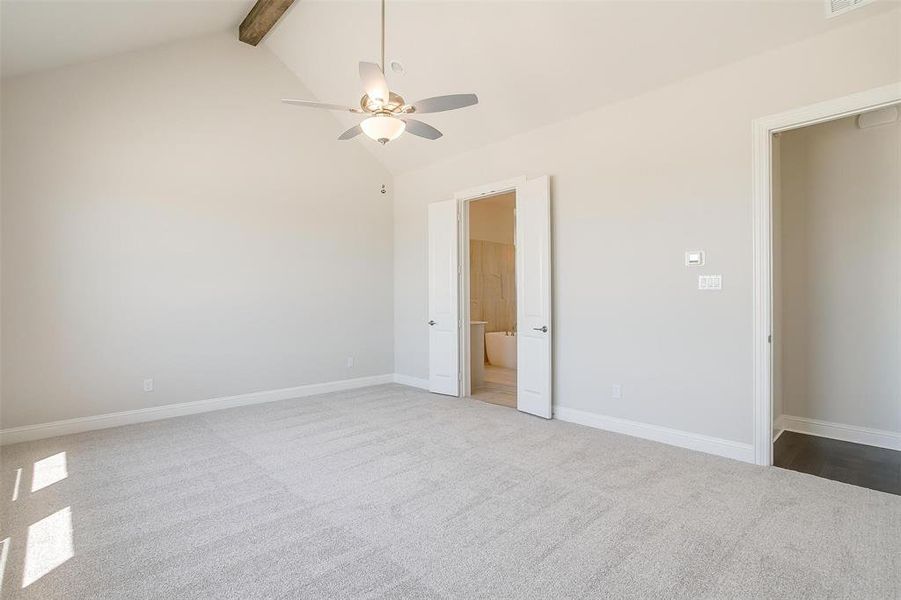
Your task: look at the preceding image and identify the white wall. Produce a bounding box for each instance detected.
[393,11,900,445]
[779,112,900,433]
[1,33,394,429]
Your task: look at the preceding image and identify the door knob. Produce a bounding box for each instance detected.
[533,325,548,333]
[428,320,436,326]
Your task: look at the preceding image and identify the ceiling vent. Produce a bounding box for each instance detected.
[827,0,875,18]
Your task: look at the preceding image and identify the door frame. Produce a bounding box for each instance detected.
[751,82,901,466]
[455,177,526,397]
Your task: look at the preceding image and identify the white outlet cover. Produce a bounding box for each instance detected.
[612,384,622,399]
[143,378,154,392]
[698,275,722,290]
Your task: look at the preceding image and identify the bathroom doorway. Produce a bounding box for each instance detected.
[466,192,517,408]
[427,175,551,418]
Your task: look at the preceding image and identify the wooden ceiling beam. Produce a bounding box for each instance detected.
[239,0,296,46]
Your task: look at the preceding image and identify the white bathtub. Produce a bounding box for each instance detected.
[485,331,517,369]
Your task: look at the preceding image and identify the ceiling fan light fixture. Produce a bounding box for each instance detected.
[280,0,476,144]
[361,114,405,144]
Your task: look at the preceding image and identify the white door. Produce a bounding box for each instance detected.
[428,199,460,396]
[516,176,552,418]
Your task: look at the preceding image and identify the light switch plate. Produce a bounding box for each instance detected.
[698,275,722,290]
[685,250,705,266]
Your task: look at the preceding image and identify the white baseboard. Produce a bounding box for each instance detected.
[780,414,901,451]
[773,414,786,442]
[554,406,755,463]
[0,373,772,464]
[393,373,430,390]
[0,374,395,446]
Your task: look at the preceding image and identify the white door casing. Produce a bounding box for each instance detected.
[751,83,901,465]
[515,176,552,418]
[428,199,460,396]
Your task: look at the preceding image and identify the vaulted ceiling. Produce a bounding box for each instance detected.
[263,0,895,174]
[2,0,895,175]
[0,0,256,77]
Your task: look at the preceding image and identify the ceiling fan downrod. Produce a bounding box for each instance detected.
[380,0,386,74]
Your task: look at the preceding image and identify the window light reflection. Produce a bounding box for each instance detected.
[31,452,68,493]
[22,506,74,588]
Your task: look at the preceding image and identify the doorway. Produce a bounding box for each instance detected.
[751,82,901,487]
[466,192,517,408]
[771,106,900,495]
[426,176,552,419]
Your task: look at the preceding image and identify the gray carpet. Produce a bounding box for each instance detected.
[1,383,899,599]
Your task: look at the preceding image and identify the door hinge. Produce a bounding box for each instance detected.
[768,334,772,343]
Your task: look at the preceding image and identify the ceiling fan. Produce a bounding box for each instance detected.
[281,0,478,145]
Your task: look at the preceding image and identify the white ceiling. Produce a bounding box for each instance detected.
[264,0,895,174]
[1,0,895,175]
[0,0,255,78]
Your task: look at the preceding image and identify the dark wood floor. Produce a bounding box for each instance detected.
[774,431,901,496]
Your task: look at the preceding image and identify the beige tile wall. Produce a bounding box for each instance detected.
[470,240,516,333]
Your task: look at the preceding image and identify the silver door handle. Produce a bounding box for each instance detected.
[428,320,436,326]
[533,326,548,333]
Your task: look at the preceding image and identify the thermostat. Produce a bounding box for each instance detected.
[685,251,705,266]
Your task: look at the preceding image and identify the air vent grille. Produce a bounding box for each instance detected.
[827,0,874,18]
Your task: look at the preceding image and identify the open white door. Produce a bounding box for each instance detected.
[516,176,552,418]
[428,199,460,396]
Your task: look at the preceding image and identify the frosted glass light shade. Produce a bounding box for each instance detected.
[361,115,406,144]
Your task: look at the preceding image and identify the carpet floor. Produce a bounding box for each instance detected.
[1,384,899,599]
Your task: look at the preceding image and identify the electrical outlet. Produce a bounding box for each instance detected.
[143,378,154,392]
[346,357,354,368]
[612,384,622,400]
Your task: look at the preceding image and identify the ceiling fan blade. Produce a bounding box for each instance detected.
[359,61,389,102]
[338,125,363,140]
[402,118,443,140]
[282,99,363,113]
[409,93,478,114]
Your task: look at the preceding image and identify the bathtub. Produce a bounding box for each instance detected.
[485,331,517,369]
